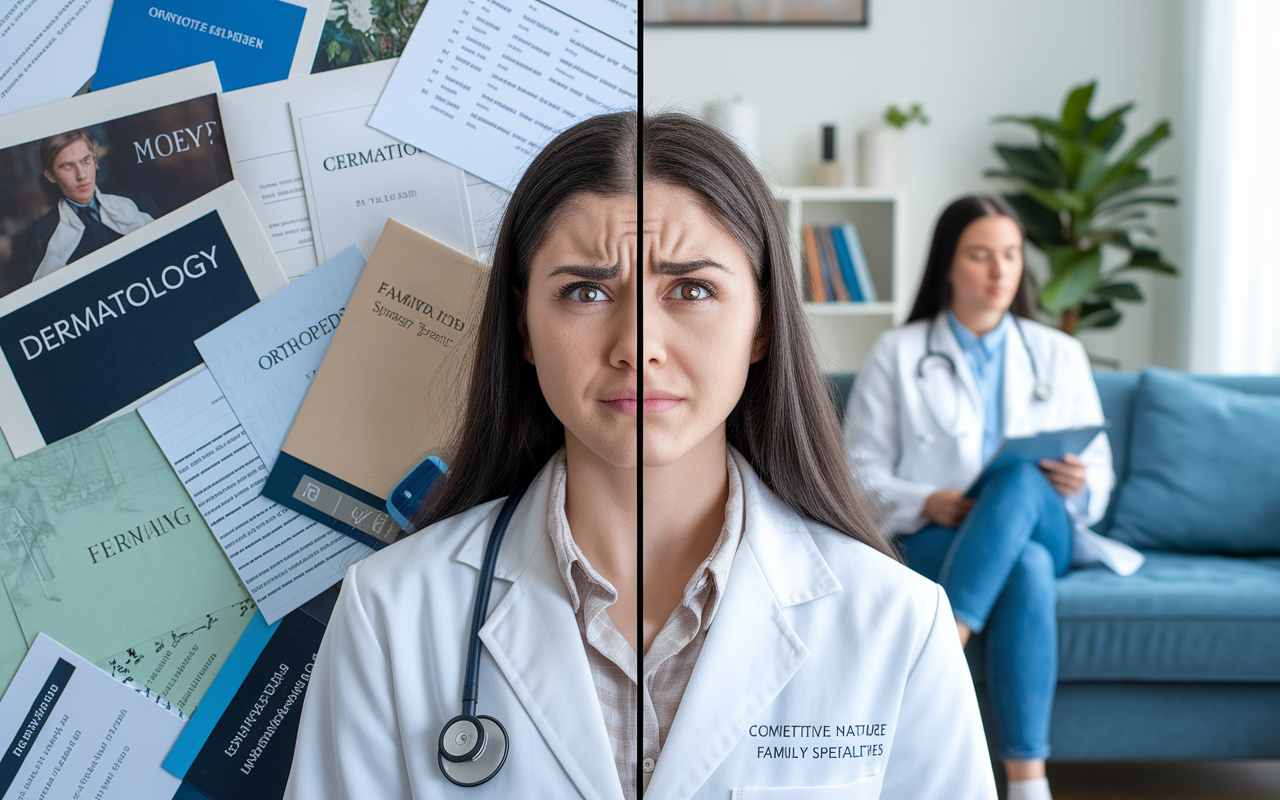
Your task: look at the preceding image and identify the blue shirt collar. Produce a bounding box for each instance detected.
[64,194,98,212]
[946,310,1010,360]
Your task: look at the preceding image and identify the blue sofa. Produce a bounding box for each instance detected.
[830,368,1280,760]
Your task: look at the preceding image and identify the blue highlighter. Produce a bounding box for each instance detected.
[386,455,448,534]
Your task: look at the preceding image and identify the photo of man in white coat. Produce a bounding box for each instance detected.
[17,129,154,282]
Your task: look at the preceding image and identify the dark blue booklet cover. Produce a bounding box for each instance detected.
[162,583,341,800]
[94,0,306,92]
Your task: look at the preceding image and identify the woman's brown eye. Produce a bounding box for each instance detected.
[673,283,708,301]
[570,286,603,302]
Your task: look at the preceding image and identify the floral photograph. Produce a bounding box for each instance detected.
[311,0,427,73]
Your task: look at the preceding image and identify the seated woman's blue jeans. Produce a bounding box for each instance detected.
[897,461,1072,761]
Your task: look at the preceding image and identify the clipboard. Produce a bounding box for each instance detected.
[965,424,1109,498]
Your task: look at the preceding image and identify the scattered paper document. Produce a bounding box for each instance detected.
[163,584,339,800]
[197,245,366,470]
[0,63,230,301]
[0,634,185,799]
[95,598,258,715]
[0,0,112,115]
[291,82,478,261]
[263,220,486,549]
[219,59,397,278]
[368,0,638,190]
[0,412,251,675]
[139,368,373,623]
[0,182,287,458]
[93,0,310,92]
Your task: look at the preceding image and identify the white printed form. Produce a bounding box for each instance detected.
[290,84,478,262]
[139,369,373,625]
[369,0,638,191]
[219,60,397,278]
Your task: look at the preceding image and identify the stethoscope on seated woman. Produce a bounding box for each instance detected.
[387,458,531,787]
[914,314,1051,440]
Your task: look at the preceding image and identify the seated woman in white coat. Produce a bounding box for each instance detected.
[844,196,1119,800]
[284,112,996,799]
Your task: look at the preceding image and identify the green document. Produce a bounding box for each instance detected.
[0,412,250,671]
[0,585,25,693]
[96,598,257,714]
[0,430,13,468]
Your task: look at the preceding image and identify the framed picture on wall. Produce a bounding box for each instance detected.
[643,0,867,25]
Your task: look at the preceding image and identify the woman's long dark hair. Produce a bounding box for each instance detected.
[412,111,637,529]
[907,195,1037,322]
[644,113,894,559]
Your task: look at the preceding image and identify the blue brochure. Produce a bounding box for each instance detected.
[163,583,340,800]
[94,0,306,92]
[196,245,366,471]
[965,424,1109,498]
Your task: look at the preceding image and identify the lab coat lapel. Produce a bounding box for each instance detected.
[646,470,841,800]
[1002,318,1035,436]
[455,466,624,800]
[932,312,985,470]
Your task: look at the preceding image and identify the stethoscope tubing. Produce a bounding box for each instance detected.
[916,314,1048,438]
[461,477,534,718]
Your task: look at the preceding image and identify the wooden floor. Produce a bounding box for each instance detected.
[1045,761,1280,799]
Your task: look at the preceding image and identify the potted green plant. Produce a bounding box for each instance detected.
[986,81,1176,335]
[858,103,928,189]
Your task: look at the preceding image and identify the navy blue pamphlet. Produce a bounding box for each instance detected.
[162,584,341,800]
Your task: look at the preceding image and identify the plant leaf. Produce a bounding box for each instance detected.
[1086,102,1134,151]
[1089,121,1172,200]
[992,114,1065,140]
[1060,82,1095,137]
[1026,185,1088,215]
[1095,194,1177,213]
[1077,306,1123,329]
[1074,143,1110,193]
[993,145,1065,186]
[1041,248,1102,315]
[1093,281,1144,301]
[1090,170,1155,209]
[1005,193,1067,247]
[1124,247,1177,274]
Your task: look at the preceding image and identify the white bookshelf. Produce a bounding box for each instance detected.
[773,186,908,373]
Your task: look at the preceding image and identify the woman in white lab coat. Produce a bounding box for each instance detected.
[844,196,1121,800]
[284,113,996,799]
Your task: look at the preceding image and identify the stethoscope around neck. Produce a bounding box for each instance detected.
[914,313,1050,439]
[434,477,533,786]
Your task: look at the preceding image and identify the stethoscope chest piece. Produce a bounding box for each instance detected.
[439,714,509,786]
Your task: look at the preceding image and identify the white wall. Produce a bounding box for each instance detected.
[645,0,1188,370]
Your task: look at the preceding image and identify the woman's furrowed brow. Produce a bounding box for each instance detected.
[653,258,731,276]
[546,264,620,280]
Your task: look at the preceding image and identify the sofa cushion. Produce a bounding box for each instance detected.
[966,551,1280,683]
[1108,367,1280,553]
[1056,551,1280,682]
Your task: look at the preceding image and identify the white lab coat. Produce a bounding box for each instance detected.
[844,312,1141,574]
[284,452,996,799]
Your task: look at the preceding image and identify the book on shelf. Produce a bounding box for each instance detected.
[801,223,880,304]
[824,226,852,302]
[840,223,878,302]
[815,225,841,302]
[829,225,864,302]
[802,224,825,302]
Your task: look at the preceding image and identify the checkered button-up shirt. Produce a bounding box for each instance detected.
[547,449,745,798]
